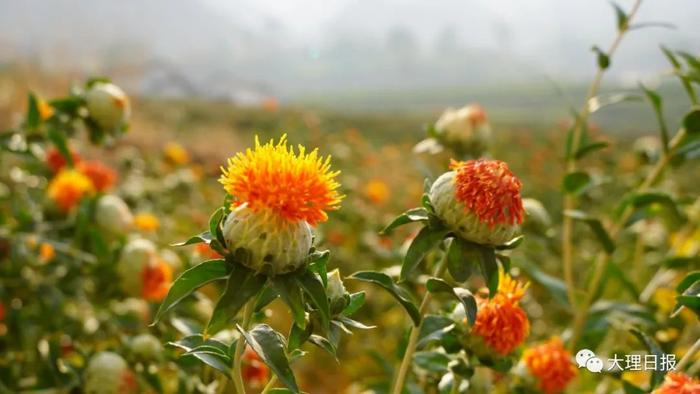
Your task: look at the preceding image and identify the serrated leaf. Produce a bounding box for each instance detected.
[274,275,307,329]
[562,171,591,195]
[237,324,299,393]
[381,207,429,234]
[565,210,615,253]
[207,264,267,333]
[400,226,449,282]
[294,270,331,332]
[308,335,337,360]
[349,271,421,326]
[168,335,232,376]
[152,259,229,325]
[426,278,477,325]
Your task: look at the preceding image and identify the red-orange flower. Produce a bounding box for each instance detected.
[242,347,269,387]
[141,259,172,301]
[47,169,94,211]
[653,372,700,394]
[78,160,117,192]
[450,159,524,228]
[522,338,577,394]
[194,242,223,259]
[46,147,81,173]
[471,272,529,355]
[219,135,342,225]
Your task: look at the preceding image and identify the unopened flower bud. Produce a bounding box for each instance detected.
[434,104,490,155]
[130,334,163,361]
[96,195,133,235]
[84,352,137,394]
[85,82,130,131]
[117,238,156,296]
[326,269,347,302]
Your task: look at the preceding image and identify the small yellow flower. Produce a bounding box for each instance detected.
[163,142,190,165]
[47,169,94,212]
[134,213,160,232]
[39,242,55,263]
[37,98,54,121]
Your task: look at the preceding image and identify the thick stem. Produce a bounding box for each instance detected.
[677,337,700,371]
[232,300,255,394]
[391,258,448,394]
[560,0,643,312]
[568,128,687,349]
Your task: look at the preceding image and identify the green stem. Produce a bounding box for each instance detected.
[391,256,448,394]
[560,0,643,314]
[232,299,255,394]
[677,337,700,371]
[450,376,462,394]
[260,376,278,394]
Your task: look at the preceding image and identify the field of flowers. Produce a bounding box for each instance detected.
[1,4,700,394]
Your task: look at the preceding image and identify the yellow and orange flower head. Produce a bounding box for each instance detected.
[471,272,530,355]
[141,258,172,301]
[78,160,117,192]
[430,159,524,245]
[163,142,190,165]
[47,169,94,212]
[242,347,270,388]
[364,179,390,205]
[219,135,342,275]
[522,338,577,394]
[39,242,55,264]
[653,372,700,394]
[37,98,55,121]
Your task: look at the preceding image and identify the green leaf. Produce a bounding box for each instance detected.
[562,171,591,195]
[349,271,421,326]
[516,259,569,307]
[413,351,450,372]
[168,335,232,376]
[342,291,365,317]
[294,270,331,332]
[381,207,429,234]
[576,141,610,160]
[639,84,670,151]
[661,46,681,68]
[564,210,615,253]
[588,93,641,113]
[307,250,329,287]
[611,2,628,30]
[171,231,212,247]
[619,191,685,226]
[255,285,279,312]
[592,46,610,69]
[630,328,666,388]
[663,256,700,269]
[426,278,477,325]
[47,128,74,167]
[622,381,646,394]
[237,324,299,393]
[417,315,454,349]
[26,93,41,130]
[672,271,700,318]
[446,238,476,282]
[400,226,449,282]
[308,335,337,360]
[682,107,700,135]
[495,235,524,250]
[209,207,225,245]
[152,259,229,325]
[274,276,307,329]
[207,264,267,333]
[478,247,499,298]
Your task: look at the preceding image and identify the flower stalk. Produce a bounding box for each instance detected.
[232,299,255,394]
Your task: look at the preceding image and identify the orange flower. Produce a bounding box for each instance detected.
[78,160,117,192]
[46,147,81,173]
[47,169,94,211]
[37,98,54,120]
[262,97,279,113]
[242,347,269,387]
[471,272,529,355]
[194,243,223,259]
[522,338,577,394]
[134,213,160,232]
[219,135,342,225]
[364,179,390,204]
[653,372,700,394]
[0,302,5,322]
[141,259,172,301]
[39,242,55,263]
[450,159,524,228]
